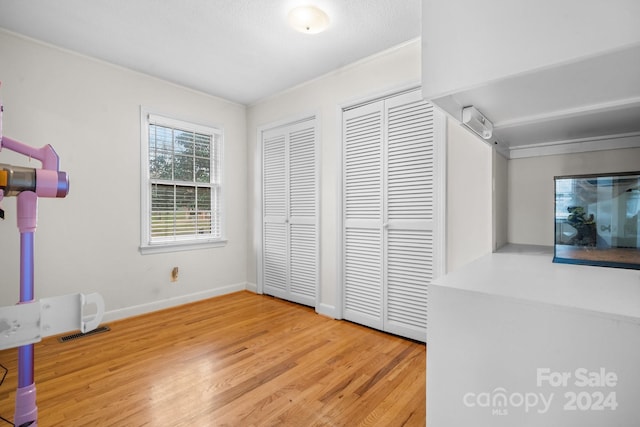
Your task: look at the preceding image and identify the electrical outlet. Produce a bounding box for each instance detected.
[171,267,179,282]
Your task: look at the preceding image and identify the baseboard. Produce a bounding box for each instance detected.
[245,282,258,293]
[102,282,248,323]
[316,302,340,319]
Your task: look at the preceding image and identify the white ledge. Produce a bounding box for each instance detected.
[434,244,640,323]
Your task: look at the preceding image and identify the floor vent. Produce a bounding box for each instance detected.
[58,325,110,343]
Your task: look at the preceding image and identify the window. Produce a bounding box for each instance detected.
[141,111,224,253]
[554,178,576,221]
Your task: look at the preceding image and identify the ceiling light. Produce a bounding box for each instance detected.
[288,6,330,34]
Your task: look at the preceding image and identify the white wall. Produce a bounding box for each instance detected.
[509,147,640,245]
[445,121,493,272]
[493,150,509,250]
[0,31,248,320]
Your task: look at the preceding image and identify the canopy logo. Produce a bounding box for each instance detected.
[463,388,553,416]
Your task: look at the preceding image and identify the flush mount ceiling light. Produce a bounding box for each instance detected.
[288,5,330,34]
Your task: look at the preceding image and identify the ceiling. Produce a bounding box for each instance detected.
[0,0,421,105]
[430,42,640,154]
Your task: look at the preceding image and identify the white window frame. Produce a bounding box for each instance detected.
[140,108,226,254]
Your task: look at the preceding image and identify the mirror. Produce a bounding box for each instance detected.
[554,171,640,270]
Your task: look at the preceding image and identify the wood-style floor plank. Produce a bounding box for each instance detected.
[0,291,425,426]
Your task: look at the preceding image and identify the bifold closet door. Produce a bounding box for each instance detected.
[343,90,434,342]
[343,101,385,331]
[383,91,433,341]
[262,119,318,307]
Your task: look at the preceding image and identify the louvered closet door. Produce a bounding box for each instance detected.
[383,91,433,342]
[263,131,288,298]
[262,119,317,307]
[342,90,434,342]
[343,101,385,331]
[288,123,317,306]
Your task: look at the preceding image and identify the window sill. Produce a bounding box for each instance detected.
[139,239,228,255]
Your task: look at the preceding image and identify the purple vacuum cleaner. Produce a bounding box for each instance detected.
[1,86,103,427]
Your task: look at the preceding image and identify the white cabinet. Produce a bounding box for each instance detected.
[342,90,437,342]
[262,118,318,307]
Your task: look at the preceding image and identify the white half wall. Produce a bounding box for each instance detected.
[0,30,248,320]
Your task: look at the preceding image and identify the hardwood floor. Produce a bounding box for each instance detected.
[0,291,426,426]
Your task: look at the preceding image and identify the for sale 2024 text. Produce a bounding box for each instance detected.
[462,367,619,416]
[537,368,618,412]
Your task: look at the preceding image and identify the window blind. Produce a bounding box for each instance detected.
[146,116,222,244]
